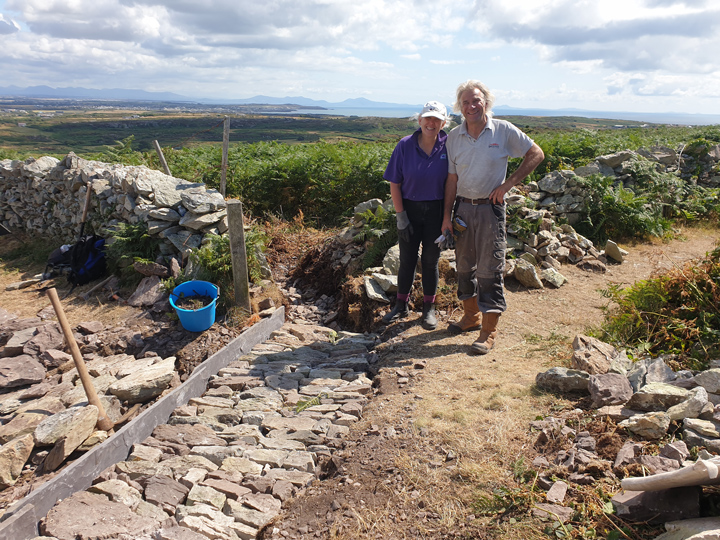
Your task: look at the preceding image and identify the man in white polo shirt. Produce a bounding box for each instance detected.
[442,80,545,355]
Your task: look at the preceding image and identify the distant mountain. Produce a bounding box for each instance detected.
[1,86,718,125]
[0,85,189,101]
[0,86,418,109]
[203,94,417,109]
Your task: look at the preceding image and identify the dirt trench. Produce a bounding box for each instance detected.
[263,227,720,540]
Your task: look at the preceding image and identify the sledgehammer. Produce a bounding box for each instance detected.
[46,287,114,432]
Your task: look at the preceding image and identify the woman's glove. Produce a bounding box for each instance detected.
[396,210,413,243]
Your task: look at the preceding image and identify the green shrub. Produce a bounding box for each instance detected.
[574,174,671,243]
[165,225,269,311]
[105,222,161,285]
[354,205,398,269]
[598,246,720,368]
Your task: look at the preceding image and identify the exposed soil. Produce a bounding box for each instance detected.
[1,226,719,539]
[174,294,214,311]
[263,226,720,540]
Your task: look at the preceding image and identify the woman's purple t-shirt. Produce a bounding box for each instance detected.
[383,128,448,201]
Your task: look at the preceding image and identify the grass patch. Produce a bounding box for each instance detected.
[524,331,573,365]
[0,236,55,269]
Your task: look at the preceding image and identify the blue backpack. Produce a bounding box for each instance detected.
[67,235,107,286]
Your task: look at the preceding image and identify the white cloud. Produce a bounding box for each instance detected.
[0,13,19,34]
[469,0,720,75]
[1,0,720,112]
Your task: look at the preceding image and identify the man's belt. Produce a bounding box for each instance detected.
[456,196,491,205]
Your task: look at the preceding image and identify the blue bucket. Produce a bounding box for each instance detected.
[169,280,218,332]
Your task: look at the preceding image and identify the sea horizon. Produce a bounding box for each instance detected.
[278,106,720,126]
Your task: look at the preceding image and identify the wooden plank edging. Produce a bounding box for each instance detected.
[0,307,285,539]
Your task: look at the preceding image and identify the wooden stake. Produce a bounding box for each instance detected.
[227,200,251,311]
[153,139,172,176]
[77,180,94,239]
[220,116,230,197]
[46,288,114,432]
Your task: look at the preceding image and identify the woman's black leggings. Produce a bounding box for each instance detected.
[397,199,443,298]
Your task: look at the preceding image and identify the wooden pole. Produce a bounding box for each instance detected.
[77,179,94,240]
[220,116,230,197]
[46,288,114,432]
[227,200,251,311]
[153,140,172,176]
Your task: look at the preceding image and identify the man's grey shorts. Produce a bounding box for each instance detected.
[454,201,507,313]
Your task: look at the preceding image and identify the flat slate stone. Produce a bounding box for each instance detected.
[144,474,190,508]
[155,526,209,540]
[0,396,65,444]
[0,355,46,389]
[2,326,37,356]
[200,477,251,500]
[0,433,35,488]
[152,423,227,447]
[34,405,99,447]
[40,491,159,539]
[108,356,176,404]
[88,479,143,509]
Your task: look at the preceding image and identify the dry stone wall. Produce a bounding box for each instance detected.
[0,153,228,258]
[2,143,718,264]
[526,144,720,226]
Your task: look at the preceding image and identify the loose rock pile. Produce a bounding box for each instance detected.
[0,303,253,494]
[0,311,177,487]
[534,335,720,528]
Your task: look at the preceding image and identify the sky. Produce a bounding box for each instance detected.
[1,0,720,115]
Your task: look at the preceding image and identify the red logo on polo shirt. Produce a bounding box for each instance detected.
[489,143,499,148]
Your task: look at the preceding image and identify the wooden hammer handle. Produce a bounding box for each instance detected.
[81,181,93,224]
[46,288,114,431]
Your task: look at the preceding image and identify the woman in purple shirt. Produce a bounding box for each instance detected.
[382,101,449,330]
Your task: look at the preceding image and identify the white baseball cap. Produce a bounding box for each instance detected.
[420,101,447,120]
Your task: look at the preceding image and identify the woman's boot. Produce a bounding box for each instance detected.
[421,302,437,330]
[382,299,409,323]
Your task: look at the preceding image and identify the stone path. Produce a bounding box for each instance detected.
[34,321,377,540]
